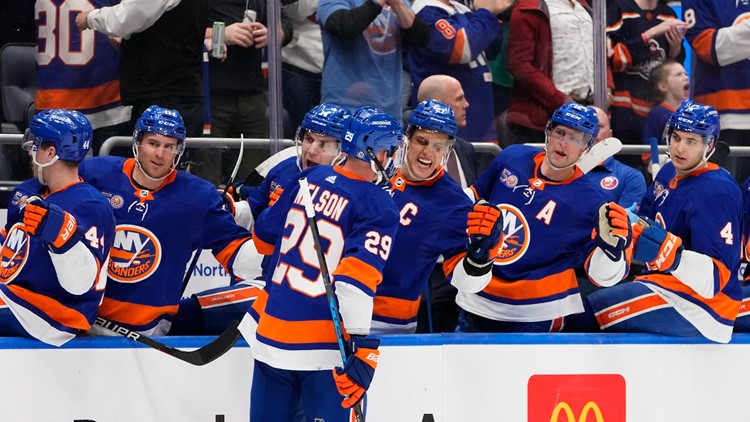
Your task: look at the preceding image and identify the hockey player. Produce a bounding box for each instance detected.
[0,110,115,346]
[78,105,257,336]
[452,101,630,332]
[244,106,402,421]
[171,103,352,335]
[372,99,481,334]
[578,100,742,343]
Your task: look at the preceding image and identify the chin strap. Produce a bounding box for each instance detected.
[32,150,59,186]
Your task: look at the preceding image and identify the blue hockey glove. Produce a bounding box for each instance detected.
[592,202,632,261]
[632,220,683,272]
[23,198,81,252]
[332,336,380,408]
[466,200,504,267]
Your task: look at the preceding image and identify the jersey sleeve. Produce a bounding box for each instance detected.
[470,152,502,200]
[416,6,501,64]
[683,0,722,66]
[196,186,254,273]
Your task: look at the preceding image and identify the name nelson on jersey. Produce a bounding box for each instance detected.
[293,182,350,221]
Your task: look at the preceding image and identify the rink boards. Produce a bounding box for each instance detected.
[1,333,748,422]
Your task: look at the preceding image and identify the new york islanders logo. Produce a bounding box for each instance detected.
[600,176,619,190]
[0,224,30,282]
[108,225,161,283]
[497,204,530,265]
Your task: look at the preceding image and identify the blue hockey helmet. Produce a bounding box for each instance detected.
[298,102,351,141]
[547,101,599,149]
[133,105,187,148]
[24,109,92,162]
[341,106,403,163]
[666,99,720,144]
[407,99,458,139]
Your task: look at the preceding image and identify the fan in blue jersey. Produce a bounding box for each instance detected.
[452,101,630,333]
[372,99,486,334]
[739,177,750,329]
[576,100,742,343]
[0,109,115,346]
[78,105,257,336]
[243,106,402,421]
[172,103,352,335]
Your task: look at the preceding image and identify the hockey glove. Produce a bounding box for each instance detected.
[466,200,504,267]
[23,198,81,252]
[268,186,283,207]
[332,336,380,408]
[592,202,632,261]
[632,220,683,272]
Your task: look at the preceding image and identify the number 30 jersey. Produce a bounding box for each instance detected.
[248,165,399,371]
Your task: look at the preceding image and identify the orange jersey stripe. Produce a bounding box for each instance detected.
[638,271,739,321]
[482,269,578,300]
[691,29,715,65]
[334,256,381,294]
[449,28,467,64]
[256,308,339,345]
[35,80,121,110]
[215,237,251,268]
[99,297,179,326]
[443,252,466,278]
[252,227,275,255]
[373,295,421,320]
[695,89,750,112]
[7,285,90,330]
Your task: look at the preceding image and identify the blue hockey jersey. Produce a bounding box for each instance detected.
[408,0,501,142]
[460,144,613,322]
[35,0,130,129]
[636,161,742,342]
[78,157,254,335]
[0,179,115,346]
[372,168,472,333]
[248,165,399,370]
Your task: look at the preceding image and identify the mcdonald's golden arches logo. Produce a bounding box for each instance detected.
[549,401,604,422]
[528,374,625,422]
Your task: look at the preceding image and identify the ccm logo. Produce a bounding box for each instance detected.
[654,233,678,267]
[608,307,630,319]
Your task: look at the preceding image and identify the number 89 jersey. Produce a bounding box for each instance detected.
[249,165,399,371]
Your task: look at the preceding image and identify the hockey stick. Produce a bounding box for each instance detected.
[298,177,365,422]
[649,137,661,178]
[94,317,241,366]
[577,137,623,174]
[708,141,730,166]
[180,136,246,297]
[241,146,297,189]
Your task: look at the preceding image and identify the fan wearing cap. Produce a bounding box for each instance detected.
[0,109,116,346]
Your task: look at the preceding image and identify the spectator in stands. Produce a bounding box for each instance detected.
[642,59,690,146]
[585,106,646,208]
[682,0,750,184]
[76,0,209,176]
[317,0,430,119]
[606,0,685,168]
[282,0,324,130]
[505,0,611,144]
[407,0,513,144]
[0,109,115,346]
[203,0,293,185]
[36,0,131,156]
[488,6,514,147]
